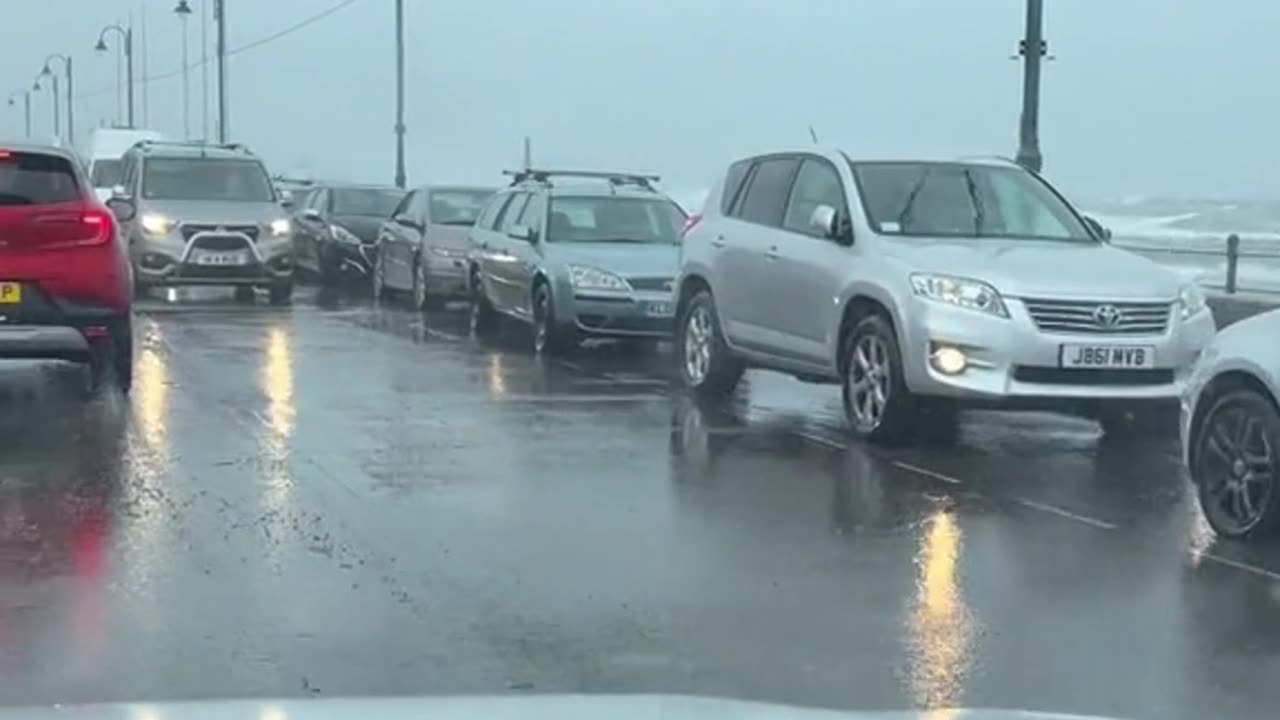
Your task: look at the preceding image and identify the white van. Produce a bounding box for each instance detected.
[86,127,167,201]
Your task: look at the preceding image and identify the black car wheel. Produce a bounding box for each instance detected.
[87,315,132,396]
[469,267,498,336]
[676,289,743,399]
[532,283,575,355]
[411,255,429,311]
[1193,389,1280,541]
[372,251,388,301]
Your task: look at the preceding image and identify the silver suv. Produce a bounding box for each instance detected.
[675,149,1218,443]
[468,169,687,354]
[112,141,295,304]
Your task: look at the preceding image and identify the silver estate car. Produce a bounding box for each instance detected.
[112,141,295,304]
[1181,308,1280,541]
[675,149,1217,444]
[468,169,687,354]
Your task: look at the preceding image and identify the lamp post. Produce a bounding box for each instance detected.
[393,0,406,188]
[175,0,193,139]
[95,24,134,128]
[6,90,32,138]
[32,75,60,141]
[41,54,74,146]
[214,0,228,143]
[1014,0,1046,173]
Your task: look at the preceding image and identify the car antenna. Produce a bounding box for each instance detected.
[808,126,820,144]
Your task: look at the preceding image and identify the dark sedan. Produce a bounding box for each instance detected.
[292,183,406,284]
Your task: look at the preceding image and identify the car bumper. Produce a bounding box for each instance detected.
[1179,347,1220,468]
[0,285,125,362]
[562,291,675,338]
[133,231,294,285]
[898,296,1216,409]
[424,253,469,297]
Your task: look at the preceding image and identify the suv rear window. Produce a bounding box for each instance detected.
[0,151,82,205]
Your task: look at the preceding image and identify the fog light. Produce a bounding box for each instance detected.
[931,345,968,375]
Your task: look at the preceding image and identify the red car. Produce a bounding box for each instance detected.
[0,143,133,392]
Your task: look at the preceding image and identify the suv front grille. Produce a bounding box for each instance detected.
[180,224,261,242]
[626,276,675,293]
[1022,298,1172,335]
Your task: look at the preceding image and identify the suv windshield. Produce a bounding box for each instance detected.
[851,161,1094,242]
[142,157,275,202]
[429,189,492,226]
[89,158,123,188]
[547,196,686,244]
[332,187,405,217]
[0,151,81,205]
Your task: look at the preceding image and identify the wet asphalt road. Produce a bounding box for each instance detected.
[1,286,1279,719]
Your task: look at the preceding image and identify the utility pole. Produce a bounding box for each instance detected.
[1014,0,1045,173]
[522,136,531,170]
[393,0,406,189]
[215,0,228,142]
[200,0,209,141]
[7,91,32,138]
[50,75,61,141]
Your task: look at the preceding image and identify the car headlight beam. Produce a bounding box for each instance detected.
[140,213,175,236]
[910,273,1008,317]
[569,264,630,293]
[269,218,291,237]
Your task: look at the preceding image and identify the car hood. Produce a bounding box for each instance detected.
[136,199,290,225]
[332,214,386,243]
[0,695,1124,720]
[548,242,680,278]
[877,237,1183,300]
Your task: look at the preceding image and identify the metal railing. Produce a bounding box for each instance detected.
[1111,233,1280,296]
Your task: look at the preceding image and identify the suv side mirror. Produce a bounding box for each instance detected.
[279,190,295,209]
[508,224,535,242]
[106,196,136,222]
[811,204,853,245]
[1082,215,1112,242]
[110,184,127,198]
[394,213,423,231]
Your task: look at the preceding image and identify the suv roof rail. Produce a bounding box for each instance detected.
[130,139,254,155]
[501,168,661,190]
[272,174,315,186]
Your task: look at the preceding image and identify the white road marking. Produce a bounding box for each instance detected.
[890,459,963,485]
[1014,498,1118,530]
[1200,552,1280,582]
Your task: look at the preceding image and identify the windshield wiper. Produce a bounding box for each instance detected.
[962,170,985,236]
[895,169,932,230]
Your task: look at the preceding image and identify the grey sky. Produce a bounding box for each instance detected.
[3,1,1278,202]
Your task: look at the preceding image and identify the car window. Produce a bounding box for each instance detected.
[475,192,509,230]
[408,190,430,222]
[736,157,800,227]
[545,196,685,245]
[497,193,529,232]
[332,187,405,217]
[516,192,546,232]
[90,158,123,188]
[782,159,847,236]
[428,189,492,226]
[0,151,82,205]
[389,189,414,218]
[721,159,752,215]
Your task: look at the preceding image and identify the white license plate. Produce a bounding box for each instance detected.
[194,251,248,266]
[644,301,673,317]
[1059,344,1156,369]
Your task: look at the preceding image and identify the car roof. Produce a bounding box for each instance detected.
[319,182,404,192]
[419,184,495,194]
[133,142,259,161]
[0,141,81,162]
[730,146,1021,169]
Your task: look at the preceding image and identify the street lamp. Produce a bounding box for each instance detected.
[1014,0,1046,173]
[6,90,32,138]
[32,71,59,142]
[95,24,134,128]
[174,0,192,139]
[41,53,74,146]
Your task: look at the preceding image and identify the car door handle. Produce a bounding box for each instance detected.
[763,246,780,261]
[710,235,726,248]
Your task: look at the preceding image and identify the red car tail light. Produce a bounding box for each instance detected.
[681,213,702,238]
[78,209,113,246]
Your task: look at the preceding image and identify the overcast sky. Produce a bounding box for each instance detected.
[3,0,1277,203]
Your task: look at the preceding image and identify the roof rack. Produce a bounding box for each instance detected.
[502,168,661,190]
[131,139,253,155]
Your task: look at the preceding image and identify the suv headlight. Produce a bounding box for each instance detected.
[910,273,1009,317]
[140,213,175,236]
[569,265,630,293]
[268,218,291,237]
[1178,283,1207,319]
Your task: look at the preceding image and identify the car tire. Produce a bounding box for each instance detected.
[532,282,575,355]
[133,280,151,300]
[319,247,341,286]
[372,250,388,301]
[234,286,256,303]
[841,314,916,444]
[269,282,293,306]
[469,266,498,336]
[1192,389,1280,541]
[113,314,133,394]
[411,255,430,312]
[86,316,131,396]
[1097,403,1177,437]
[676,289,743,399]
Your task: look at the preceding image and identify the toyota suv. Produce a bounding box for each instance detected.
[468,169,686,354]
[112,141,295,303]
[675,149,1217,444]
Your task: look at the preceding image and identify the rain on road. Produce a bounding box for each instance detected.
[0,287,1278,719]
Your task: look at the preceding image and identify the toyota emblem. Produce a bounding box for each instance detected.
[1092,304,1122,328]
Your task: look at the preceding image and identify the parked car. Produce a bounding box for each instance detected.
[1182,308,1280,540]
[294,182,405,284]
[674,149,1217,444]
[112,140,295,304]
[0,143,133,391]
[372,184,494,309]
[467,169,687,354]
